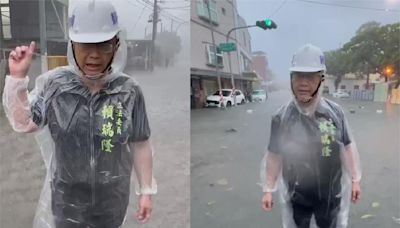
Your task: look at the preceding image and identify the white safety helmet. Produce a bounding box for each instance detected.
[69,0,120,43]
[289,44,326,73]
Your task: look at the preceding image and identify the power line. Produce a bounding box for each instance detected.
[161,8,190,11]
[139,0,186,22]
[162,8,189,11]
[126,0,153,11]
[296,0,400,13]
[129,0,153,10]
[130,5,148,32]
[159,8,186,22]
[161,6,190,9]
[139,0,154,8]
[268,0,287,18]
[159,1,189,6]
[127,0,145,8]
[159,10,185,23]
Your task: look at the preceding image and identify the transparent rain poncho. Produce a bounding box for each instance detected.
[2,31,157,228]
[260,89,361,228]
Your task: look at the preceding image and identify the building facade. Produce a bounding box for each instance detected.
[0,0,68,95]
[190,0,255,108]
[252,51,270,90]
[1,0,68,54]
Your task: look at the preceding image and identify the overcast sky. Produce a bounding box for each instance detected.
[236,0,400,82]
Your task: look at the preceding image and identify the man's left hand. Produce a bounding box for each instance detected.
[351,181,361,204]
[136,194,152,224]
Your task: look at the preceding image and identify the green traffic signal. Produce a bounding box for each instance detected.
[255,19,277,30]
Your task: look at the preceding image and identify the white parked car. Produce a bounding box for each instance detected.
[251,89,267,102]
[332,90,350,98]
[206,89,245,107]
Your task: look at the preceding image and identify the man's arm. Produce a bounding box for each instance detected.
[343,143,362,203]
[130,140,155,194]
[343,143,361,183]
[261,151,282,212]
[264,152,283,192]
[3,76,38,132]
[129,140,156,224]
[261,114,283,212]
[3,42,40,133]
[340,108,362,203]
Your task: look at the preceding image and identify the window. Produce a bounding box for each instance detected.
[196,0,218,25]
[354,85,359,89]
[340,85,346,90]
[214,90,231,96]
[242,55,251,72]
[221,7,226,15]
[206,44,223,67]
[1,6,11,39]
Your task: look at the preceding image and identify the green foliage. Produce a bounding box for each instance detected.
[325,21,400,86]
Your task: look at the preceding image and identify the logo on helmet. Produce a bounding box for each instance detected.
[320,55,325,65]
[111,12,118,25]
[291,55,296,66]
[69,15,75,28]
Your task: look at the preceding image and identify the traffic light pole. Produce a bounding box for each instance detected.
[225,25,256,105]
[39,0,48,73]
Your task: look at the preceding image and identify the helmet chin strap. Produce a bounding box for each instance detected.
[291,74,324,103]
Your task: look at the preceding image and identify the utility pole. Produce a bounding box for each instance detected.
[39,0,48,73]
[150,0,159,71]
[0,8,3,61]
[0,11,4,96]
[225,25,256,97]
[205,0,222,107]
[170,18,173,32]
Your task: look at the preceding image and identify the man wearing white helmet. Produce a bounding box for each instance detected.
[3,1,155,227]
[260,44,362,228]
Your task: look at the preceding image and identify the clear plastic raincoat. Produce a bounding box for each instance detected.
[260,89,361,228]
[3,30,157,228]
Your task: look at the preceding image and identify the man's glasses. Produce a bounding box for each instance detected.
[291,72,323,81]
[73,42,116,54]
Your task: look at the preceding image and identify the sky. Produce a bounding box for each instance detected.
[236,0,400,82]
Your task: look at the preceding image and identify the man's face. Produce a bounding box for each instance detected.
[291,72,322,102]
[72,37,118,77]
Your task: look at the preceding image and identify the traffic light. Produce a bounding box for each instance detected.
[256,19,277,30]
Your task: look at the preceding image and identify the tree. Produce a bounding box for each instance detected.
[325,21,399,90]
[325,49,349,91]
[378,23,400,79]
[342,21,382,88]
